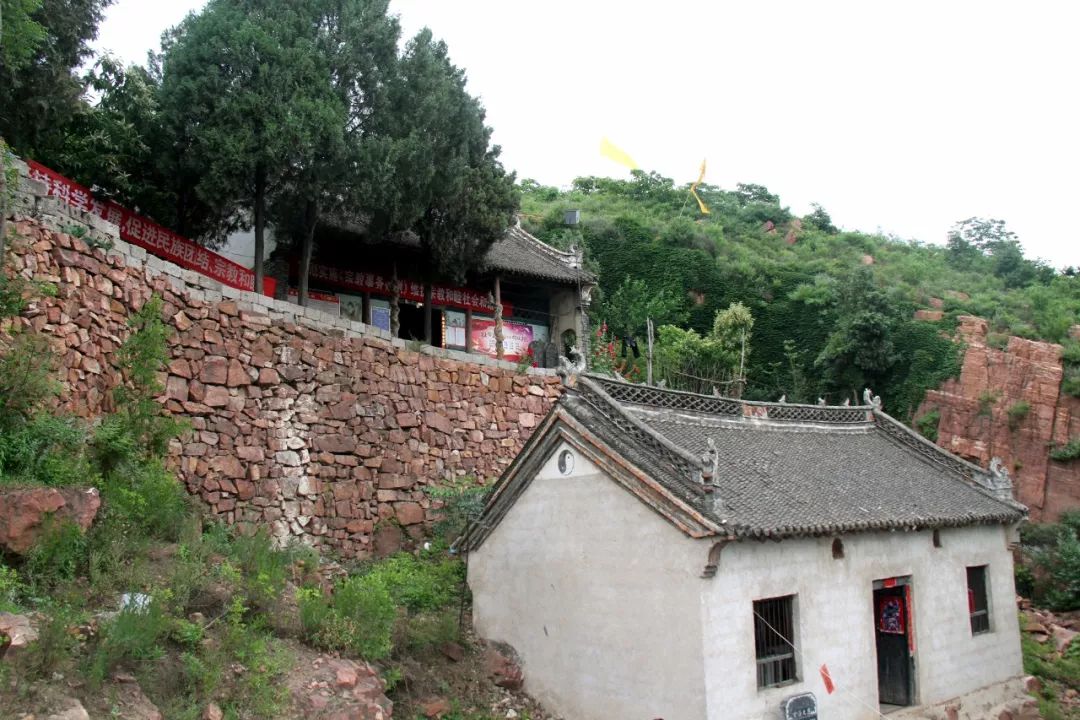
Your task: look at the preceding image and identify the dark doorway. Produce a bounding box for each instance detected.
[396,302,443,346]
[874,578,914,708]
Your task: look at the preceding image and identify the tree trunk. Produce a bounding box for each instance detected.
[390,263,401,337]
[253,165,266,294]
[298,199,318,307]
[423,282,433,344]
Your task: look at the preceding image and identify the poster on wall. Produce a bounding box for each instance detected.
[877,596,905,635]
[287,288,340,317]
[445,311,467,349]
[339,293,364,322]
[370,299,391,332]
[470,318,533,362]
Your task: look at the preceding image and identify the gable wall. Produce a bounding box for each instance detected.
[702,524,1022,720]
[468,442,708,720]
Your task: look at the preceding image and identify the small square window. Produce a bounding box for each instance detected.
[753,595,797,689]
[967,565,991,635]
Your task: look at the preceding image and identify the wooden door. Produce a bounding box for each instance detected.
[874,586,911,706]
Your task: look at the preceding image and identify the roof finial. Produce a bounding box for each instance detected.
[700,437,718,493]
[985,457,1015,501]
[863,388,882,409]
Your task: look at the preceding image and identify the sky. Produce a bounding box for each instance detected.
[93,0,1079,268]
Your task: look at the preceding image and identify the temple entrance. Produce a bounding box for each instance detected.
[873,576,915,710]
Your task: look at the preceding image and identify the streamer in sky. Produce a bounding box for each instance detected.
[690,159,711,215]
[599,137,638,170]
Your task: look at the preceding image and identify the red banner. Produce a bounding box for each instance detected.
[26,160,275,296]
[307,261,511,316]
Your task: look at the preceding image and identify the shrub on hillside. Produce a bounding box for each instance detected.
[299,574,397,660]
[1020,512,1080,611]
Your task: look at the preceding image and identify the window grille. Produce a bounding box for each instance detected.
[753,595,797,689]
[967,565,991,635]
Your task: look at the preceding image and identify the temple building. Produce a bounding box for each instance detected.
[228,221,594,366]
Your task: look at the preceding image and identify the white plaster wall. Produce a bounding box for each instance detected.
[548,288,583,348]
[469,443,708,720]
[701,525,1023,720]
[219,228,278,270]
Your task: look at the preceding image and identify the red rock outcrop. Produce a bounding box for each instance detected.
[917,315,1080,520]
[3,209,561,557]
[0,487,101,554]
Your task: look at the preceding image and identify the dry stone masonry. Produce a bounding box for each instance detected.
[3,161,561,556]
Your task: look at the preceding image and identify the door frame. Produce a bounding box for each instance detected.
[872,575,918,707]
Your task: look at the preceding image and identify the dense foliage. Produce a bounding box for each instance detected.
[1,0,518,305]
[521,171,1076,417]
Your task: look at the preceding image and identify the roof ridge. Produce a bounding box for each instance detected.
[870,409,1020,508]
[583,375,873,425]
[576,377,704,469]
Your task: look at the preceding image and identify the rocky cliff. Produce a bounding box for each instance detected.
[917,316,1080,520]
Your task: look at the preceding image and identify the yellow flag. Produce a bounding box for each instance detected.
[690,159,711,215]
[599,137,638,170]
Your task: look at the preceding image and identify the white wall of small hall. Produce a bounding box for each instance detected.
[701,524,1023,720]
[467,441,709,720]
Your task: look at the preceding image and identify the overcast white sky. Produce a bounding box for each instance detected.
[93,0,1078,268]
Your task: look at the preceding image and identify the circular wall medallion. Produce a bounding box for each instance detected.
[557,449,575,475]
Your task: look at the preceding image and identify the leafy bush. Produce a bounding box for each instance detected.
[0,412,92,487]
[400,608,461,655]
[25,519,87,589]
[977,390,1000,417]
[25,603,80,679]
[1021,513,1080,610]
[1050,438,1080,463]
[98,458,190,541]
[299,573,397,660]
[0,563,24,611]
[366,552,463,613]
[425,476,489,545]
[0,330,61,432]
[915,409,941,442]
[87,600,171,686]
[1007,401,1031,430]
[225,527,293,610]
[218,597,291,718]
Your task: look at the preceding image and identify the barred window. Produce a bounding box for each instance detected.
[753,595,797,689]
[967,565,991,635]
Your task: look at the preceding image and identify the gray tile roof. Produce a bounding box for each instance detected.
[481,225,594,284]
[322,217,594,286]
[558,376,1026,539]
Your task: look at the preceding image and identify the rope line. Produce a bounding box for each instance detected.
[752,609,889,720]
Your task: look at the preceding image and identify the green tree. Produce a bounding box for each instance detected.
[803,203,838,234]
[158,0,347,288]
[0,0,47,259]
[362,28,517,337]
[0,0,112,160]
[271,0,400,306]
[713,301,754,394]
[599,276,687,342]
[815,267,898,400]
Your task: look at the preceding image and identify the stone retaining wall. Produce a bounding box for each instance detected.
[3,161,561,556]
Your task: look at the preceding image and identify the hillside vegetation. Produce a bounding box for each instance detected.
[521,172,1079,418]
